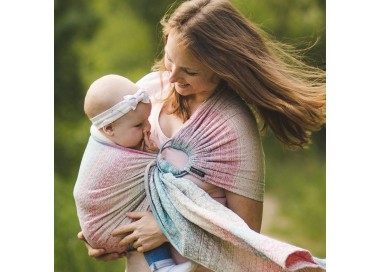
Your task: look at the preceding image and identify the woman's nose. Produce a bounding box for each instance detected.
[168,66,179,83]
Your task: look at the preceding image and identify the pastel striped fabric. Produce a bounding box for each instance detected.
[73,87,325,270]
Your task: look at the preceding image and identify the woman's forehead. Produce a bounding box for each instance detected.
[166,34,202,69]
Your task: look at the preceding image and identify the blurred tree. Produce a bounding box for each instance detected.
[127,0,183,60]
[54,0,100,177]
[232,0,325,67]
[54,0,99,120]
[128,0,179,27]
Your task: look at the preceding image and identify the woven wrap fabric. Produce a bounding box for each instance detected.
[144,89,325,271]
[145,166,325,272]
[73,134,155,253]
[166,87,266,201]
[73,85,325,270]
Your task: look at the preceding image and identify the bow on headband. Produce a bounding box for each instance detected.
[91,88,150,129]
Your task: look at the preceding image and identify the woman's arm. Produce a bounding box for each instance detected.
[225,191,263,233]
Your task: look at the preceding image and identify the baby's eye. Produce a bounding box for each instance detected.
[135,123,143,128]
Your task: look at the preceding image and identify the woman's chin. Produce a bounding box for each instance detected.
[174,83,191,95]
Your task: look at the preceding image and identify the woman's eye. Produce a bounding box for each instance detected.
[165,54,172,63]
[186,71,198,76]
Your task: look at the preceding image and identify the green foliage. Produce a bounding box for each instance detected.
[231,0,326,68]
[75,0,157,86]
[55,0,326,270]
[262,133,326,257]
[54,0,100,177]
[54,0,100,121]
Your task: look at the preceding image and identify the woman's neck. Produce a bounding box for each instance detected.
[187,96,208,116]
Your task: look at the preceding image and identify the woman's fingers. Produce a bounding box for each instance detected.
[132,239,142,249]
[77,231,109,259]
[94,252,126,262]
[112,211,167,252]
[87,246,106,257]
[125,211,149,219]
[77,231,86,240]
[111,222,135,237]
[117,232,138,247]
[134,239,156,252]
[111,212,149,236]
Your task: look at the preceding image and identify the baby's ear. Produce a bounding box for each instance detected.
[102,124,114,136]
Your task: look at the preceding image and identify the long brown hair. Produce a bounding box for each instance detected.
[154,0,326,148]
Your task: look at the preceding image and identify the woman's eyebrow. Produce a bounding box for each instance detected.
[165,49,199,72]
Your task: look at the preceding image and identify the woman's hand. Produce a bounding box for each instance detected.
[112,211,168,253]
[77,232,125,262]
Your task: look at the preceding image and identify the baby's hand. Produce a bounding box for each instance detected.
[142,130,159,153]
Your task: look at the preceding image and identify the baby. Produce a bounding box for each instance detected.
[74,74,194,272]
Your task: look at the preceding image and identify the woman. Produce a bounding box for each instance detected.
[79,0,325,271]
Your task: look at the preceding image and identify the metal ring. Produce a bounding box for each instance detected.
[156,140,188,177]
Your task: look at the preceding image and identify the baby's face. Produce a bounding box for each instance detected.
[111,101,152,149]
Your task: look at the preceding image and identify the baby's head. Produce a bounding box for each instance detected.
[84,74,152,150]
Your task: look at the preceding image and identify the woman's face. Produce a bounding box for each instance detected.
[164,32,220,102]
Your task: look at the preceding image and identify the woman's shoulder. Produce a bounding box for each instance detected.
[213,91,257,125]
[136,71,160,86]
[136,71,170,98]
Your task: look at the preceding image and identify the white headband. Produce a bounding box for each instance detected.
[90,88,150,129]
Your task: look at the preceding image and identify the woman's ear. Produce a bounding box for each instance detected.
[102,123,114,136]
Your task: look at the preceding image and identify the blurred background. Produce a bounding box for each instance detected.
[54,0,326,271]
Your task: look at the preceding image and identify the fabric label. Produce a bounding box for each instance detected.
[190,166,205,177]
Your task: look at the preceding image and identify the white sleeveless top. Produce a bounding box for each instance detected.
[137,71,170,146]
